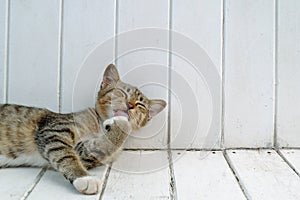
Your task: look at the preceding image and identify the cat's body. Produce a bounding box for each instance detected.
[0,64,166,194]
[0,105,125,168]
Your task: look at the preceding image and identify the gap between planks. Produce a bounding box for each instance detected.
[99,163,112,200]
[220,0,226,150]
[276,150,300,178]
[167,0,177,199]
[16,148,300,200]
[21,167,47,200]
[123,147,274,151]
[57,0,64,113]
[4,0,11,103]
[223,150,251,200]
[168,149,177,200]
[273,0,279,150]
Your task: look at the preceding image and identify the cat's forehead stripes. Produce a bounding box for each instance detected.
[115,88,128,98]
[119,84,142,98]
[135,90,141,96]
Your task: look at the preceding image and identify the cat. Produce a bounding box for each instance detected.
[0,64,166,194]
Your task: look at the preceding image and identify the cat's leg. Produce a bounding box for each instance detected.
[102,116,132,146]
[74,116,132,169]
[35,130,101,195]
[74,139,105,169]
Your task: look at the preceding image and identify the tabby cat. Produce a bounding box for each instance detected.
[0,64,166,194]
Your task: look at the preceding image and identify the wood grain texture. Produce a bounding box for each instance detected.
[61,0,115,113]
[277,0,300,147]
[8,0,60,111]
[172,151,246,200]
[224,0,275,147]
[227,150,300,200]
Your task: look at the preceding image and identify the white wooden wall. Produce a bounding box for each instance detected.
[224,0,275,148]
[277,0,300,147]
[0,0,299,149]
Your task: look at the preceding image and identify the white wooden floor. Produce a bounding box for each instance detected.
[1,149,300,200]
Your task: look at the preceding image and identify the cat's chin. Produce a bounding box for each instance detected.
[113,109,129,120]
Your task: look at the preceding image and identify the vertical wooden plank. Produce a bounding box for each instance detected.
[118,0,168,31]
[227,150,300,200]
[28,167,108,200]
[224,1,275,147]
[0,0,8,103]
[277,0,300,147]
[172,0,222,70]
[0,168,42,200]
[102,151,170,199]
[117,0,169,149]
[172,151,246,199]
[61,0,115,113]
[171,0,222,148]
[8,0,60,111]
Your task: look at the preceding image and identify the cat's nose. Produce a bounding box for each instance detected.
[126,102,134,110]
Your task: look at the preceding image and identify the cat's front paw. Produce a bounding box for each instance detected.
[103,116,131,133]
[73,176,101,195]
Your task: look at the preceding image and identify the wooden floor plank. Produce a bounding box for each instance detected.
[227,150,300,200]
[0,168,42,200]
[102,151,170,200]
[27,166,109,200]
[172,151,246,200]
[280,149,300,175]
[3,150,300,199]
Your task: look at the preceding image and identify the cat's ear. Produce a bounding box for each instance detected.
[148,99,167,120]
[101,64,120,89]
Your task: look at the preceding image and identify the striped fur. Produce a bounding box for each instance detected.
[0,64,166,194]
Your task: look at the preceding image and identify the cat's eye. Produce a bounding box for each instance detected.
[136,102,146,110]
[115,89,127,98]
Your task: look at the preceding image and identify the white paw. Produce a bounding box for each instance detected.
[73,176,101,195]
[112,116,128,121]
[103,117,114,128]
[103,116,128,131]
[103,116,128,126]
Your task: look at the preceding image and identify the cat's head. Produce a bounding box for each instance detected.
[96,64,166,130]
